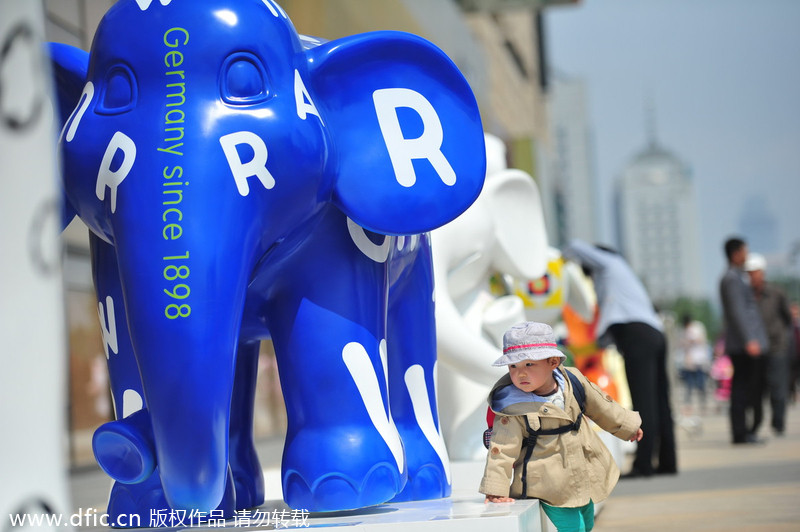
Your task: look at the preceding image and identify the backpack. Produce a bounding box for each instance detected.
[482,369,587,498]
[482,369,587,449]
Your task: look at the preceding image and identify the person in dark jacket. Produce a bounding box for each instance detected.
[744,252,792,436]
[719,237,769,444]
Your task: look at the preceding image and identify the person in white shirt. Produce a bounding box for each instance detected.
[562,239,676,478]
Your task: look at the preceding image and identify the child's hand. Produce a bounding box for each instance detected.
[485,494,515,503]
[629,428,644,442]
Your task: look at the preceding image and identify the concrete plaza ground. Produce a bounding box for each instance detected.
[69,401,800,530]
[594,402,800,531]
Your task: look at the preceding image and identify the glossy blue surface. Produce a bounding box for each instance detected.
[51,0,484,523]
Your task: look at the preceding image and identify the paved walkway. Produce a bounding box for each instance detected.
[69,402,800,531]
[594,402,800,531]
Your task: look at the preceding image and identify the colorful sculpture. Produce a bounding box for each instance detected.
[513,248,594,326]
[50,0,485,522]
[515,250,623,402]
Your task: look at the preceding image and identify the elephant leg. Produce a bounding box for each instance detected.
[387,234,451,502]
[229,340,266,510]
[88,234,235,526]
[87,234,168,525]
[263,210,406,512]
[270,301,405,512]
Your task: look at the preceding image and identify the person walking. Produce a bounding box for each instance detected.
[744,252,792,436]
[790,303,800,403]
[678,313,711,415]
[562,239,676,478]
[719,237,769,444]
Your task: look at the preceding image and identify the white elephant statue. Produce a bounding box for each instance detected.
[0,1,73,527]
[432,134,549,460]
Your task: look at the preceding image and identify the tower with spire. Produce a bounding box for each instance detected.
[613,98,704,303]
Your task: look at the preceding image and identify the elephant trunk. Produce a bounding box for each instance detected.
[101,233,251,512]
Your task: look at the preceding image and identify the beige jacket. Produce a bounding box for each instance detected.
[479,366,641,507]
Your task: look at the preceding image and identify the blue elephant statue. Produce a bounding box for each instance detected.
[49,0,485,524]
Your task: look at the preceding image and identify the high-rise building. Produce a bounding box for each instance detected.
[615,138,704,303]
[540,75,598,246]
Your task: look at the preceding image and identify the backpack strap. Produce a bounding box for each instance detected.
[565,369,586,414]
[519,416,537,498]
[565,369,586,431]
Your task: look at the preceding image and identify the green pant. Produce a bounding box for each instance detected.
[541,501,595,532]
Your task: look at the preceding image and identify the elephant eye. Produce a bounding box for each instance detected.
[97,65,137,114]
[221,53,270,104]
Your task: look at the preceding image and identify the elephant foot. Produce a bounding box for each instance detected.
[284,463,402,513]
[281,427,406,512]
[105,470,168,528]
[94,410,243,520]
[230,454,265,510]
[389,424,451,502]
[390,365,452,502]
[105,467,237,528]
[390,463,451,502]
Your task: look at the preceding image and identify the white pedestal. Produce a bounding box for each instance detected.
[257,461,545,531]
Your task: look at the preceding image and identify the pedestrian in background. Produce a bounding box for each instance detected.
[709,337,733,411]
[719,237,769,445]
[790,303,800,403]
[678,313,711,416]
[562,239,676,478]
[744,252,792,436]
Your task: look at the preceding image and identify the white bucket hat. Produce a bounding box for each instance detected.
[492,321,565,367]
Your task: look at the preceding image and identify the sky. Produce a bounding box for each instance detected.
[544,0,800,299]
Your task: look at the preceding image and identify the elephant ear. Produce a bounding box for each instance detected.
[306,31,485,235]
[48,43,89,129]
[48,43,89,230]
[484,169,549,280]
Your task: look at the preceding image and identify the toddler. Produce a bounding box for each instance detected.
[480,322,643,531]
